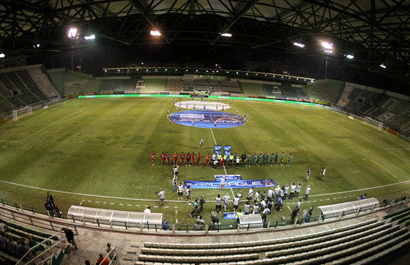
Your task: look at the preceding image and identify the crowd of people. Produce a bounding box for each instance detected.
[84,242,116,265]
[0,220,45,260]
[151,146,294,168]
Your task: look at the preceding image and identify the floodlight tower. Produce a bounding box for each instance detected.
[67,27,79,71]
[321,41,334,79]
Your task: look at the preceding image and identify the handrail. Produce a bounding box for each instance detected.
[1,195,408,235]
[16,231,65,265]
[98,246,117,265]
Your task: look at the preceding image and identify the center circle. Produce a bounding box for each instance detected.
[168,110,246,128]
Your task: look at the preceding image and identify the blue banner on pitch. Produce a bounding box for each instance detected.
[184,179,277,189]
[214,175,242,181]
[223,213,237,219]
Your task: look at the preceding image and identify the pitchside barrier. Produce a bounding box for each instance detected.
[0,195,408,235]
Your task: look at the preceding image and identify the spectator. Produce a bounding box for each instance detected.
[172,175,178,193]
[106,242,117,260]
[47,192,55,208]
[193,221,203,231]
[215,194,222,213]
[45,201,54,217]
[0,232,8,248]
[260,200,266,210]
[211,217,221,230]
[295,182,303,198]
[158,188,165,206]
[97,253,109,265]
[289,183,296,200]
[0,221,7,233]
[304,185,311,200]
[196,216,205,226]
[262,207,270,223]
[274,197,283,211]
[254,190,259,204]
[189,199,199,217]
[55,206,62,218]
[8,236,17,252]
[199,195,206,213]
[143,206,151,213]
[291,207,300,223]
[260,191,266,202]
[61,227,78,250]
[233,195,240,212]
[267,187,274,202]
[358,194,366,200]
[85,261,91,265]
[185,185,191,204]
[220,175,226,190]
[284,184,289,200]
[223,193,230,211]
[244,201,251,215]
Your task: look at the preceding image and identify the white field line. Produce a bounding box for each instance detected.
[2,178,410,203]
[210,128,217,145]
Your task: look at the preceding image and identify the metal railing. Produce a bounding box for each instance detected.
[1,195,408,235]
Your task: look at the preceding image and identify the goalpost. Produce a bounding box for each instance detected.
[364,116,384,130]
[12,106,32,121]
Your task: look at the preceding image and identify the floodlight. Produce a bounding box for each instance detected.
[346,54,354,59]
[380,63,387,69]
[0,53,5,58]
[84,34,95,40]
[68,28,78,39]
[321,41,333,49]
[293,42,305,48]
[221,33,232,37]
[33,44,40,48]
[150,30,161,36]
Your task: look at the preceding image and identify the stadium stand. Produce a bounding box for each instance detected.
[140,78,167,92]
[303,79,344,104]
[97,78,137,92]
[208,79,221,92]
[182,79,194,92]
[220,80,242,93]
[47,68,100,95]
[136,218,410,265]
[165,78,182,92]
[26,67,60,98]
[240,82,269,96]
[194,79,209,91]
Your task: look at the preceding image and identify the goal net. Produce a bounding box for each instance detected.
[12,106,32,121]
[364,116,384,130]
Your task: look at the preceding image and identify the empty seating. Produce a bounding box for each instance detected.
[166,79,182,91]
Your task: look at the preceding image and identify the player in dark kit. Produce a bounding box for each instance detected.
[161,152,166,166]
[173,152,178,165]
[165,152,170,166]
[151,151,155,166]
[205,153,210,167]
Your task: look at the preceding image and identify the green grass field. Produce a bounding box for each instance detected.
[1,97,410,226]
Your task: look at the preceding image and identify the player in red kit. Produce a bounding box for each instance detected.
[165,152,170,166]
[205,153,210,167]
[173,152,178,165]
[161,152,165,166]
[220,155,225,168]
[180,152,185,166]
[197,153,201,167]
[186,153,191,166]
[151,151,155,166]
[191,152,195,166]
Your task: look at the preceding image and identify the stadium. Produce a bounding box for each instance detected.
[1,1,410,265]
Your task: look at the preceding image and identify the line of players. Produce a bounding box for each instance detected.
[151,151,293,167]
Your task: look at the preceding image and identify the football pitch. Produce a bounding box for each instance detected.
[1,97,410,225]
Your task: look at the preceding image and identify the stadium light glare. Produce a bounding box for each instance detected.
[380,63,387,69]
[346,54,354,59]
[321,41,333,50]
[324,49,333,54]
[150,30,161,36]
[0,53,5,58]
[221,33,232,37]
[84,34,95,40]
[68,28,78,39]
[293,42,305,48]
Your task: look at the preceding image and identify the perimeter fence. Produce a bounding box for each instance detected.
[0,194,408,235]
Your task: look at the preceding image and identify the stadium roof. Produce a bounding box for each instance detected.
[1,0,410,82]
